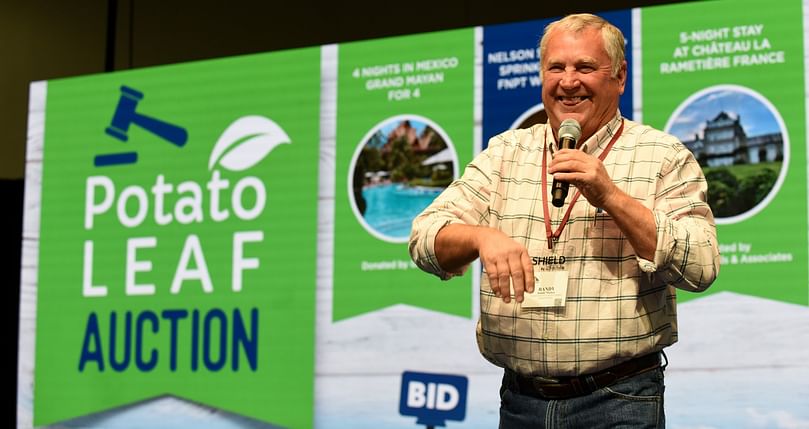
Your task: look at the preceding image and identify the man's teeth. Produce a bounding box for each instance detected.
[558,96,588,102]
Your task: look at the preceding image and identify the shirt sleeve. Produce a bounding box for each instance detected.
[409,142,498,280]
[638,140,720,292]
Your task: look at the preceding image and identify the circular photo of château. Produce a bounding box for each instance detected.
[349,115,458,242]
[665,85,788,224]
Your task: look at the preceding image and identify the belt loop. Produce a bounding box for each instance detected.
[569,377,583,395]
[570,376,595,396]
[583,374,600,392]
[660,350,669,370]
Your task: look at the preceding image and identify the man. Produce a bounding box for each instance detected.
[409,13,719,428]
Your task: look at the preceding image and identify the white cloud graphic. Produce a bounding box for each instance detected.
[747,408,809,429]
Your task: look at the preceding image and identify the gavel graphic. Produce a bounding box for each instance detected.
[96,85,188,166]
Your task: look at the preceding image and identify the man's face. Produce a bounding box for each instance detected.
[541,27,626,142]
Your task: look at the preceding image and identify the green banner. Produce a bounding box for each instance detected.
[641,0,808,305]
[333,30,476,320]
[35,48,320,427]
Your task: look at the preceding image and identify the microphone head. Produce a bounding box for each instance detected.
[559,118,582,141]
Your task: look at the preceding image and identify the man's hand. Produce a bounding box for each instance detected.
[435,224,534,303]
[477,228,535,303]
[548,148,617,208]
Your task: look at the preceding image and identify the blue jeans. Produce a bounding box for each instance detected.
[499,367,666,429]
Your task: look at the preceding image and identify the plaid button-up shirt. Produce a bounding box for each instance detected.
[410,113,720,377]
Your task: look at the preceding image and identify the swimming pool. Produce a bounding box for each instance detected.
[361,183,443,240]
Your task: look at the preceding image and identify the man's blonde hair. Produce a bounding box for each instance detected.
[539,13,626,78]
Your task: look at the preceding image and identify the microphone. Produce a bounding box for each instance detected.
[551,119,582,207]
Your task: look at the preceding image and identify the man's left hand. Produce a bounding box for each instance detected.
[548,148,617,208]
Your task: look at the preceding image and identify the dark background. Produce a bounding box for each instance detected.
[3,0,687,425]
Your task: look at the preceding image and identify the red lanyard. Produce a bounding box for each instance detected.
[541,120,625,249]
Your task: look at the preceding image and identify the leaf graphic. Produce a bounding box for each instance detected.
[209,115,291,171]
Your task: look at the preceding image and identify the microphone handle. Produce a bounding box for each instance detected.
[550,136,577,207]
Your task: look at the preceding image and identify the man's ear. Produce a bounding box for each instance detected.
[617,60,628,95]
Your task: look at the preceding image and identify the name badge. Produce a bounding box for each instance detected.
[523,270,569,308]
[523,246,571,308]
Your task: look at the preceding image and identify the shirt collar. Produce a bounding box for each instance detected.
[544,111,623,156]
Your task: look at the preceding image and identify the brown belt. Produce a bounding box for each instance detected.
[506,352,662,400]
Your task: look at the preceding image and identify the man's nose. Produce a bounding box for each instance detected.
[559,69,580,89]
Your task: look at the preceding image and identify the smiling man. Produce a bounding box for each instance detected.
[410,13,720,428]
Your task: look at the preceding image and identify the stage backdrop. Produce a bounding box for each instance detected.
[19,0,809,428]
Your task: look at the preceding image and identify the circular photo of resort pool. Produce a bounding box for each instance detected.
[511,103,548,130]
[348,114,458,243]
[664,85,788,225]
